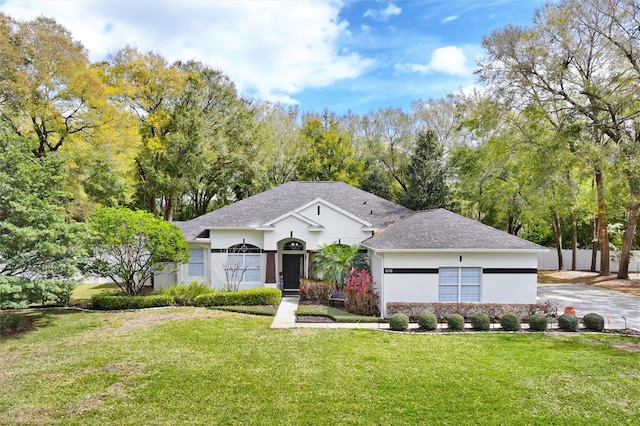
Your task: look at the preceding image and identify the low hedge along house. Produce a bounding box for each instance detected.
[156,181,545,317]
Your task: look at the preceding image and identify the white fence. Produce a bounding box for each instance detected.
[538,249,640,273]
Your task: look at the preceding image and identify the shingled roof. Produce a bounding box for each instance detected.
[362,209,545,251]
[175,181,413,240]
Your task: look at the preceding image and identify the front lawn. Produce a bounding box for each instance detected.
[1,308,639,425]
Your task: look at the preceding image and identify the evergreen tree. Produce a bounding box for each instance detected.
[401,130,448,210]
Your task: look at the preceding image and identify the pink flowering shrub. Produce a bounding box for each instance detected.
[344,268,380,316]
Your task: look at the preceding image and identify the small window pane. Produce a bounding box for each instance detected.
[227,254,243,266]
[461,285,480,302]
[461,268,481,284]
[244,269,261,282]
[188,249,204,276]
[189,249,204,263]
[439,285,458,302]
[439,268,458,284]
[245,254,261,268]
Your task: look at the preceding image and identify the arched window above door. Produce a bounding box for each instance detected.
[283,241,304,251]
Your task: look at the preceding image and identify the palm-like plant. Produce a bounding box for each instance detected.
[311,244,369,287]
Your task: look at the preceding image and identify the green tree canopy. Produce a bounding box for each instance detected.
[85,207,189,296]
[400,130,448,210]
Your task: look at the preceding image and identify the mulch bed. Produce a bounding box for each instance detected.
[296,315,336,323]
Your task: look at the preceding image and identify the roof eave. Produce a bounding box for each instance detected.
[362,246,549,253]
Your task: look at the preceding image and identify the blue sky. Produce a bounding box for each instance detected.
[0,0,546,114]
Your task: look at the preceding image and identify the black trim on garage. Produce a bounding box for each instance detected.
[384,268,438,274]
[483,268,538,274]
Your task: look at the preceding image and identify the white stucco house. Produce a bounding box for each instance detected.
[156,181,545,316]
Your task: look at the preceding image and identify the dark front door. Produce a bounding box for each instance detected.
[282,254,304,290]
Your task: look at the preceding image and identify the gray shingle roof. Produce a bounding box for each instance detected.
[362,209,545,250]
[176,181,413,240]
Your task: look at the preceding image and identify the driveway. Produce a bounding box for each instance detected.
[537,284,640,330]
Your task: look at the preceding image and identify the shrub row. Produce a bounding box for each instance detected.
[387,302,543,321]
[389,311,607,333]
[194,288,282,307]
[91,294,174,310]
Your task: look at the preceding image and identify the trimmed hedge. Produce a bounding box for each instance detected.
[299,279,335,304]
[418,312,438,330]
[582,313,605,331]
[470,312,491,331]
[447,314,465,331]
[389,313,409,331]
[194,288,282,307]
[92,294,174,310]
[387,302,543,321]
[528,314,548,332]
[558,314,579,332]
[500,313,521,331]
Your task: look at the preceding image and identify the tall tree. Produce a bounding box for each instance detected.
[478,0,640,276]
[400,130,448,210]
[0,132,88,306]
[0,15,139,212]
[295,113,364,184]
[357,108,415,196]
[110,49,256,220]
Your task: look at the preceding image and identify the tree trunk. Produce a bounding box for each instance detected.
[571,214,578,271]
[551,210,563,270]
[595,166,610,275]
[590,217,598,272]
[617,181,640,279]
[164,193,175,222]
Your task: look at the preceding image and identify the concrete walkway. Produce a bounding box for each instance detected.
[538,283,640,330]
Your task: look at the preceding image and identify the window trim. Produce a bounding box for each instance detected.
[227,244,262,284]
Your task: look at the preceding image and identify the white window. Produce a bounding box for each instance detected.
[188,249,205,276]
[227,244,262,284]
[438,267,481,302]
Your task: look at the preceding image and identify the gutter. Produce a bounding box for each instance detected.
[371,249,385,319]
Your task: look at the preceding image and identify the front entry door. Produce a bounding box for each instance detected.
[282,254,304,291]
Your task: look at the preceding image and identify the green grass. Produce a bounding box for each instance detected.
[70,283,119,306]
[297,304,384,323]
[212,305,277,316]
[1,308,639,425]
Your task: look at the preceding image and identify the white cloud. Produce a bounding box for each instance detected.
[363,3,401,21]
[0,0,373,103]
[441,15,459,24]
[395,46,470,76]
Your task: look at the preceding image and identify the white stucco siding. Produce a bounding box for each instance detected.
[154,263,178,289]
[368,249,383,293]
[297,202,372,247]
[210,230,263,250]
[263,216,320,250]
[378,251,539,316]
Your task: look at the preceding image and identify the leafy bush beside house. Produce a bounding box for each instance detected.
[299,279,335,304]
[155,281,214,305]
[343,268,380,316]
[311,243,369,287]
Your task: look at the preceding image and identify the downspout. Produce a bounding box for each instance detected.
[371,249,385,319]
